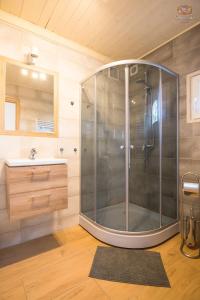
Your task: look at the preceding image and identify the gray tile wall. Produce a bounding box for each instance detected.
[145,24,200,180]
[81,67,126,218]
[129,65,161,215]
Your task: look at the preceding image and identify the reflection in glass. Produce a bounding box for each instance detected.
[5,63,54,133]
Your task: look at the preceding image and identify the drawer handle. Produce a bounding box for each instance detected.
[29,169,51,178]
[30,194,50,209]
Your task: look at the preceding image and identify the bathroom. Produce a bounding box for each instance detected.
[0,1,200,299]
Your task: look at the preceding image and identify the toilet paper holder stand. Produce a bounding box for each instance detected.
[180,172,200,259]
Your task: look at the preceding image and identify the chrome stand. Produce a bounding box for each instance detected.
[180,173,200,259]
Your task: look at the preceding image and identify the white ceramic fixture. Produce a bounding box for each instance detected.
[5,158,67,167]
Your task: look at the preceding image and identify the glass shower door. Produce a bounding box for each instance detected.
[161,70,178,225]
[95,66,126,231]
[81,77,96,221]
[128,64,161,232]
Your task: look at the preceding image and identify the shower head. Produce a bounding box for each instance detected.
[135,79,145,84]
[135,78,151,89]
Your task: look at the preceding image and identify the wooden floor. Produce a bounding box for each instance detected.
[0,226,200,300]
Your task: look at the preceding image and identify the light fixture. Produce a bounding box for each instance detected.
[39,73,47,80]
[21,68,28,76]
[32,72,39,79]
[26,47,39,65]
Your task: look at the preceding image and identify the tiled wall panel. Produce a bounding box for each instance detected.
[0,20,104,249]
[145,24,200,212]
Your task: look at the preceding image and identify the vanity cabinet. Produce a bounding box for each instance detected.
[6,164,68,220]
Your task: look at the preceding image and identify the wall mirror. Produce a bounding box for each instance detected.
[187,69,200,123]
[0,57,58,137]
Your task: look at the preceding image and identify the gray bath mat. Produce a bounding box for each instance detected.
[89,246,170,287]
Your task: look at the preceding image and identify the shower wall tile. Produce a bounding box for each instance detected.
[145,24,200,218]
[143,42,173,64]
[110,187,125,204]
[96,191,109,209]
[129,25,200,218]
[0,184,6,210]
[173,25,200,58]
[129,65,161,214]
[81,192,95,214]
[191,137,200,160]
[162,158,177,178]
[81,158,95,176]
[162,195,177,219]
[192,123,200,137]
[179,118,193,138]
[179,159,192,175]
[84,72,126,211]
[171,48,200,76]
[81,175,95,195]
[162,138,177,158]
[179,138,193,159]
[109,157,125,173]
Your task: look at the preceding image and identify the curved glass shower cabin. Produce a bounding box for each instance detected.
[80,60,178,248]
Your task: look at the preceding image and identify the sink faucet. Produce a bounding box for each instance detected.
[30,148,37,160]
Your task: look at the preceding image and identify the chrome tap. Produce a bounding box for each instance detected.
[30,148,37,160]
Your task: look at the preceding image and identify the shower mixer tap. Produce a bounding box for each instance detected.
[30,148,37,160]
[142,144,154,151]
[120,145,134,150]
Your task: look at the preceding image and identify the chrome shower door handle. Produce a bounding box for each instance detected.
[120,145,125,150]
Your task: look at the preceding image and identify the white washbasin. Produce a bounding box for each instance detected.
[5,158,68,167]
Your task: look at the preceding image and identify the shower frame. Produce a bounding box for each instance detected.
[80,59,179,248]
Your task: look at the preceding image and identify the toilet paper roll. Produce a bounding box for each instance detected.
[183,182,199,194]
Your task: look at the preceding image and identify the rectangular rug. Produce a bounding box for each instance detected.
[89,246,170,288]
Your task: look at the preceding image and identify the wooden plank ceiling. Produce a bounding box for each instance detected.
[0,0,200,59]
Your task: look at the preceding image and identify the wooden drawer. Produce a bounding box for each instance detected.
[6,164,67,195]
[9,187,68,220]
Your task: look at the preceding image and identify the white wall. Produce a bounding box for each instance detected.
[0,19,106,249]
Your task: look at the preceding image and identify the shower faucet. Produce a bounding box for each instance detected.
[142,144,154,151]
[120,145,134,150]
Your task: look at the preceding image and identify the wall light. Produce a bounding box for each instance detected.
[21,68,28,76]
[32,72,39,79]
[39,73,47,80]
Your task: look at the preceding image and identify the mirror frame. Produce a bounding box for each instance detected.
[0,56,58,137]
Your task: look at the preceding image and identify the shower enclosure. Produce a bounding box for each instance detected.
[80,60,178,248]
